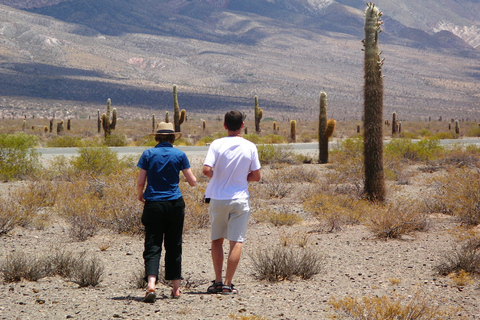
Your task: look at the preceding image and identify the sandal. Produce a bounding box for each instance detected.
[221,284,238,295]
[207,280,223,294]
[143,289,156,303]
[170,290,181,299]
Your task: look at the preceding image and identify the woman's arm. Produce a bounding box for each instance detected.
[137,168,147,203]
[182,167,197,186]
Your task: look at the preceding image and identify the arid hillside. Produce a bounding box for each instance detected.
[0,0,478,122]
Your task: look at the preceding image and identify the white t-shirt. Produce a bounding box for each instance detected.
[204,136,261,200]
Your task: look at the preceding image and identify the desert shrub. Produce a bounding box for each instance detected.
[466,126,480,137]
[432,131,455,140]
[278,229,310,247]
[44,155,76,180]
[425,167,480,226]
[243,133,262,144]
[68,251,104,287]
[257,144,297,165]
[436,144,480,168]
[0,198,23,235]
[250,245,322,282]
[195,136,215,146]
[362,198,429,239]
[261,170,295,198]
[181,184,210,232]
[46,135,85,147]
[0,252,53,282]
[274,164,321,183]
[0,132,41,181]
[104,133,128,146]
[253,207,303,226]
[130,266,147,289]
[97,172,144,235]
[70,146,126,176]
[329,290,458,320]
[384,138,442,162]
[303,193,366,232]
[326,137,364,187]
[416,128,433,137]
[262,133,286,144]
[435,236,480,277]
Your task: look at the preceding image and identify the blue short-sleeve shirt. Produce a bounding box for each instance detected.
[137,142,191,201]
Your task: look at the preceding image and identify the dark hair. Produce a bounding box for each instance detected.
[155,134,176,144]
[224,110,243,131]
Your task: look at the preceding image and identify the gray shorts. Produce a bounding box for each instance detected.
[209,198,250,242]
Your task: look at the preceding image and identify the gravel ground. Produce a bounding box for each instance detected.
[1,212,479,320]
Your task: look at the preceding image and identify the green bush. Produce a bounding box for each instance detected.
[104,133,127,147]
[262,134,286,144]
[70,146,121,175]
[257,144,297,165]
[46,136,85,148]
[384,138,442,162]
[195,136,215,146]
[0,132,40,181]
[466,127,480,137]
[243,133,262,144]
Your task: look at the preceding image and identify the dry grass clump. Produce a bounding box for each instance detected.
[0,250,104,287]
[425,167,480,226]
[250,244,322,282]
[303,193,366,232]
[181,183,210,232]
[329,290,460,320]
[434,230,480,279]
[362,198,430,239]
[253,206,303,226]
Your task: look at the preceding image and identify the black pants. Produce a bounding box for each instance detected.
[142,197,185,281]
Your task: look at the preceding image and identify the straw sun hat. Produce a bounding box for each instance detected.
[149,122,182,140]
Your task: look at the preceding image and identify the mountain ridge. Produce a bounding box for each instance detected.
[0,1,478,121]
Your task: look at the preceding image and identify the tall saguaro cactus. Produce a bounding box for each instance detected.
[254,95,263,134]
[290,120,296,142]
[173,85,186,133]
[101,98,117,138]
[392,112,398,136]
[363,2,386,202]
[319,92,328,163]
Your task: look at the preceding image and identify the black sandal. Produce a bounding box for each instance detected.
[221,284,238,295]
[207,280,223,294]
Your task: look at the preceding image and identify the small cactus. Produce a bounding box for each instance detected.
[173,85,186,132]
[290,119,296,142]
[97,110,101,133]
[392,112,398,136]
[455,120,460,134]
[57,120,64,135]
[43,126,48,133]
[22,119,26,131]
[49,119,53,133]
[165,111,169,123]
[101,98,117,137]
[67,119,71,131]
[254,95,263,134]
[152,114,156,133]
[202,120,206,131]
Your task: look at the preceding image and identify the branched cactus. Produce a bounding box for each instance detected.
[101,98,117,137]
[290,119,296,142]
[363,2,386,202]
[173,85,186,132]
[254,95,263,134]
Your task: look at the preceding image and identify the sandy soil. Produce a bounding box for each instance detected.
[1,210,479,320]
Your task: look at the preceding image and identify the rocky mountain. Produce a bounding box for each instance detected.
[0,0,478,120]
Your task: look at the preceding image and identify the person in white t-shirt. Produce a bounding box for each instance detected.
[203,110,261,295]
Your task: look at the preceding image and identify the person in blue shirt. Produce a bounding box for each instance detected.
[136,122,196,302]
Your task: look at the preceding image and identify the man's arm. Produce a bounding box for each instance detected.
[247,169,261,182]
[203,165,214,178]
